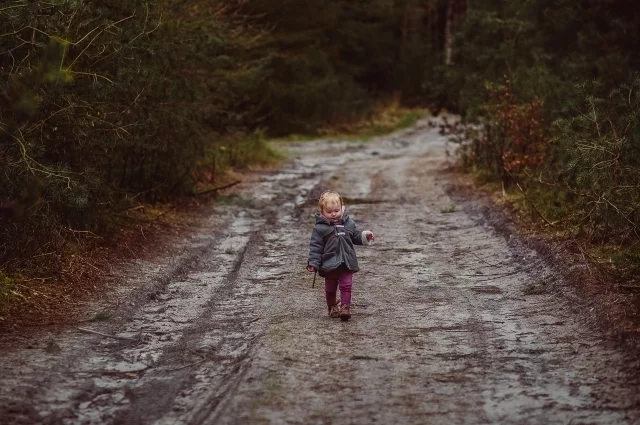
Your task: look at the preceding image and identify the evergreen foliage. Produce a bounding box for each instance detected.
[0,1,269,275]
[553,76,640,241]
[443,0,640,244]
[242,0,445,133]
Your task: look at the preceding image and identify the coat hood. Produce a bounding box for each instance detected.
[315,206,349,225]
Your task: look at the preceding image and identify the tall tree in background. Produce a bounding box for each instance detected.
[444,0,467,64]
[239,0,453,123]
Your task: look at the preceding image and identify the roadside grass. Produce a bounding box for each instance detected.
[195,132,280,189]
[269,105,428,145]
[343,107,427,141]
[591,246,640,288]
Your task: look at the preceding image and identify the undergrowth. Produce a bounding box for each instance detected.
[0,272,17,308]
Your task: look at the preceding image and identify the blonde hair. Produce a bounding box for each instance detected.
[318,191,342,211]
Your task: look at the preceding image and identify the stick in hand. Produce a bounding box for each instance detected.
[307,265,317,288]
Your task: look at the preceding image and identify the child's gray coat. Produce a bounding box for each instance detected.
[307,210,368,277]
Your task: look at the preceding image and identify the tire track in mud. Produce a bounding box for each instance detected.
[111,228,264,425]
[0,211,264,424]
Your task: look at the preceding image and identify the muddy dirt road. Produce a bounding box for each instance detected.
[1,119,640,425]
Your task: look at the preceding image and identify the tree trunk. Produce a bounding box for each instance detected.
[423,0,438,54]
[445,0,467,65]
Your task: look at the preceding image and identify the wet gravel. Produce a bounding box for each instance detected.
[1,118,639,425]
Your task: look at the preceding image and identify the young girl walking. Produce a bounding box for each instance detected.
[306,191,375,321]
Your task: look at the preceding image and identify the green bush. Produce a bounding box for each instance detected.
[552,76,640,242]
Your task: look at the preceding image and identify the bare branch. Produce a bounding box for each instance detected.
[68,13,136,69]
[0,3,29,13]
[69,71,114,84]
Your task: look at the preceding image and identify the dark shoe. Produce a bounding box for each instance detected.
[339,305,351,321]
[328,305,341,318]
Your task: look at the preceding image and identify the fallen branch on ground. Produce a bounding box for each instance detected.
[195,180,242,197]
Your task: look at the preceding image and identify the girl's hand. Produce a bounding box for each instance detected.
[362,231,375,246]
[306,265,317,272]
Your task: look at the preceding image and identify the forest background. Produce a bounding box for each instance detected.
[1,0,639,313]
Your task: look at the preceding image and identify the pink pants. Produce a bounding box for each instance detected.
[324,268,353,308]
